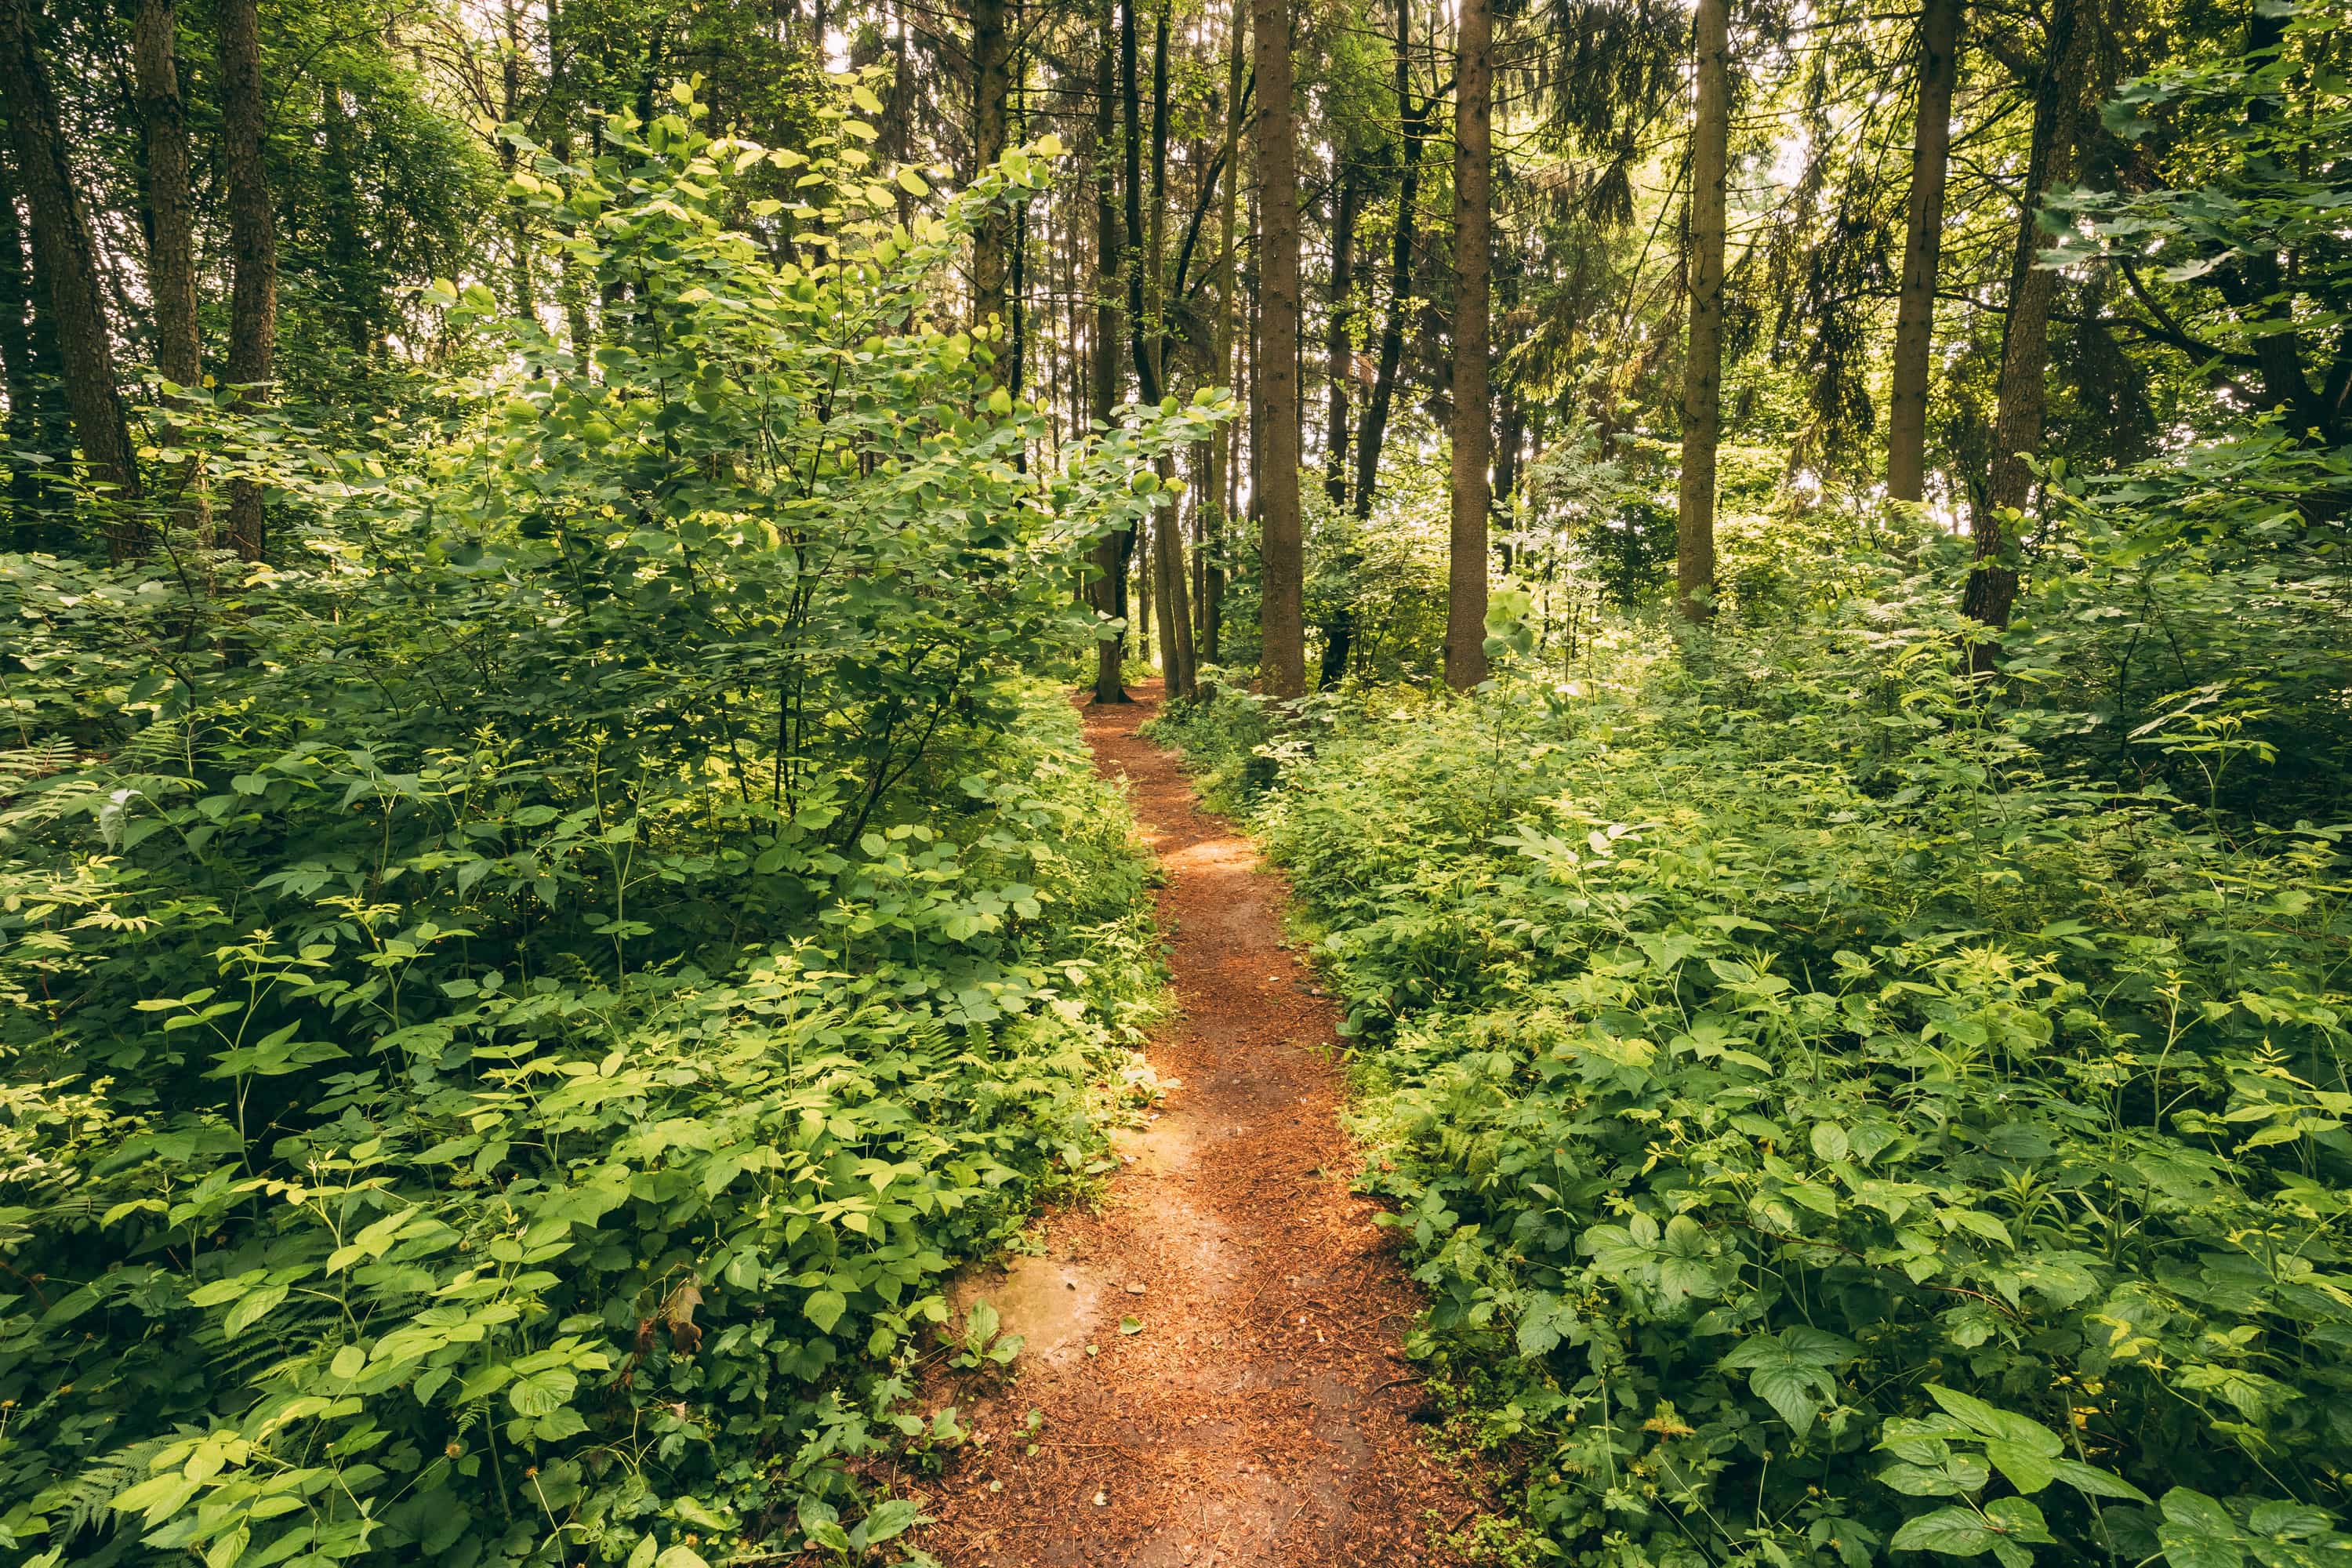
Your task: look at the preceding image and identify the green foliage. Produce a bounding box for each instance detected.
[1154,560,2352,1568]
[0,86,1210,1568]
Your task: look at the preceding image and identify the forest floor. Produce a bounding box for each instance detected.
[912,684,1480,1568]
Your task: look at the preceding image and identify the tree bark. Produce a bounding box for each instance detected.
[501,0,532,319]
[220,0,276,561]
[1250,0,1305,696]
[1201,0,1246,662]
[1886,0,1959,503]
[133,0,197,403]
[1676,0,1729,624]
[134,0,208,535]
[1089,2,1134,703]
[1445,0,1493,688]
[1131,0,1193,699]
[1354,0,1420,519]
[0,143,65,529]
[1152,453,1196,699]
[1966,0,2092,632]
[1323,163,1357,506]
[1,0,143,542]
[971,0,1012,327]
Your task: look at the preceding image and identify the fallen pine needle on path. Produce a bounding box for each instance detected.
[913,682,1483,1567]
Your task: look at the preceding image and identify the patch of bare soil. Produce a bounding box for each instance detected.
[912,684,1481,1567]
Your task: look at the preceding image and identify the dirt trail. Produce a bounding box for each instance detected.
[916,685,1476,1567]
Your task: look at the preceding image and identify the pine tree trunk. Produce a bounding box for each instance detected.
[1,0,143,546]
[1886,0,1958,503]
[1250,0,1305,697]
[1089,2,1134,703]
[1200,0,1245,662]
[971,0,1011,327]
[1444,0,1493,688]
[134,0,205,534]
[1323,165,1357,506]
[1676,0,1729,625]
[1354,0,1419,520]
[133,0,197,401]
[1967,0,2092,633]
[501,0,532,318]
[221,0,276,561]
[1152,453,1196,698]
[0,143,64,530]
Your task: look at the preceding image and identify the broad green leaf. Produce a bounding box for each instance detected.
[805,1288,848,1334]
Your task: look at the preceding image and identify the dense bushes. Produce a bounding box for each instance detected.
[0,89,1208,1568]
[1148,550,2352,1568]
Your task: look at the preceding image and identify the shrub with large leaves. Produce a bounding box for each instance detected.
[0,78,1217,1568]
[1149,566,2352,1568]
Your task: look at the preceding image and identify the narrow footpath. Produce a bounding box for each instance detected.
[915,685,1477,1568]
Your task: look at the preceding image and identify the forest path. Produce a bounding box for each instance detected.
[913,684,1476,1568]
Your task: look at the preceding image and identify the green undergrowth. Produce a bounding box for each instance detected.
[1144,584,2352,1568]
[2,685,1160,1568]
[0,92,1210,1568]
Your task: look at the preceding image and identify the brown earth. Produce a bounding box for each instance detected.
[910,684,1481,1568]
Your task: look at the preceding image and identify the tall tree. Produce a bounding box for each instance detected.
[1352,0,1421,517]
[1129,0,1195,698]
[1200,0,1247,662]
[1445,0,1494,688]
[1088,1,1134,703]
[1676,0,1730,624]
[1251,0,1306,696]
[1323,164,1357,506]
[499,0,532,318]
[133,0,203,530]
[220,0,278,561]
[0,0,143,541]
[972,0,1012,326]
[0,143,64,527]
[1965,0,2094,633]
[1886,0,1960,503]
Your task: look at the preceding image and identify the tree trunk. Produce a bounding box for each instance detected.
[1966,0,2092,633]
[1323,163,1357,506]
[2217,4,2326,439]
[1886,0,1958,503]
[1,0,143,543]
[0,143,66,531]
[1131,0,1193,699]
[1089,2,1134,704]
[501,0,532,319]
[971,0,1011,327]
[133,0,205,534]
[1354,0,1419,519]
[1676,0,1729,624]
[549,0,593,357]
[1135,515,1152,668]
[1201,0,1246,662]
[1250,0,1305,697]
[1152,454,1196,699]
[133,0,197,401]
[1444,0,1493,688]
[220,0,276,561]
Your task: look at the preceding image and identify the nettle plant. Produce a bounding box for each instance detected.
[0,75,1216,1568]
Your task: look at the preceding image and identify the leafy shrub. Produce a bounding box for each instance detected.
[0,82,1214,1568]
[1154,568,2352,1568]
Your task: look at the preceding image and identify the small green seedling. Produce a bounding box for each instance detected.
[943,1298,1024,1372]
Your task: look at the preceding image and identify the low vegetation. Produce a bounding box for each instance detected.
[0,103,1209,1568]
[1148,499,2352,1568]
